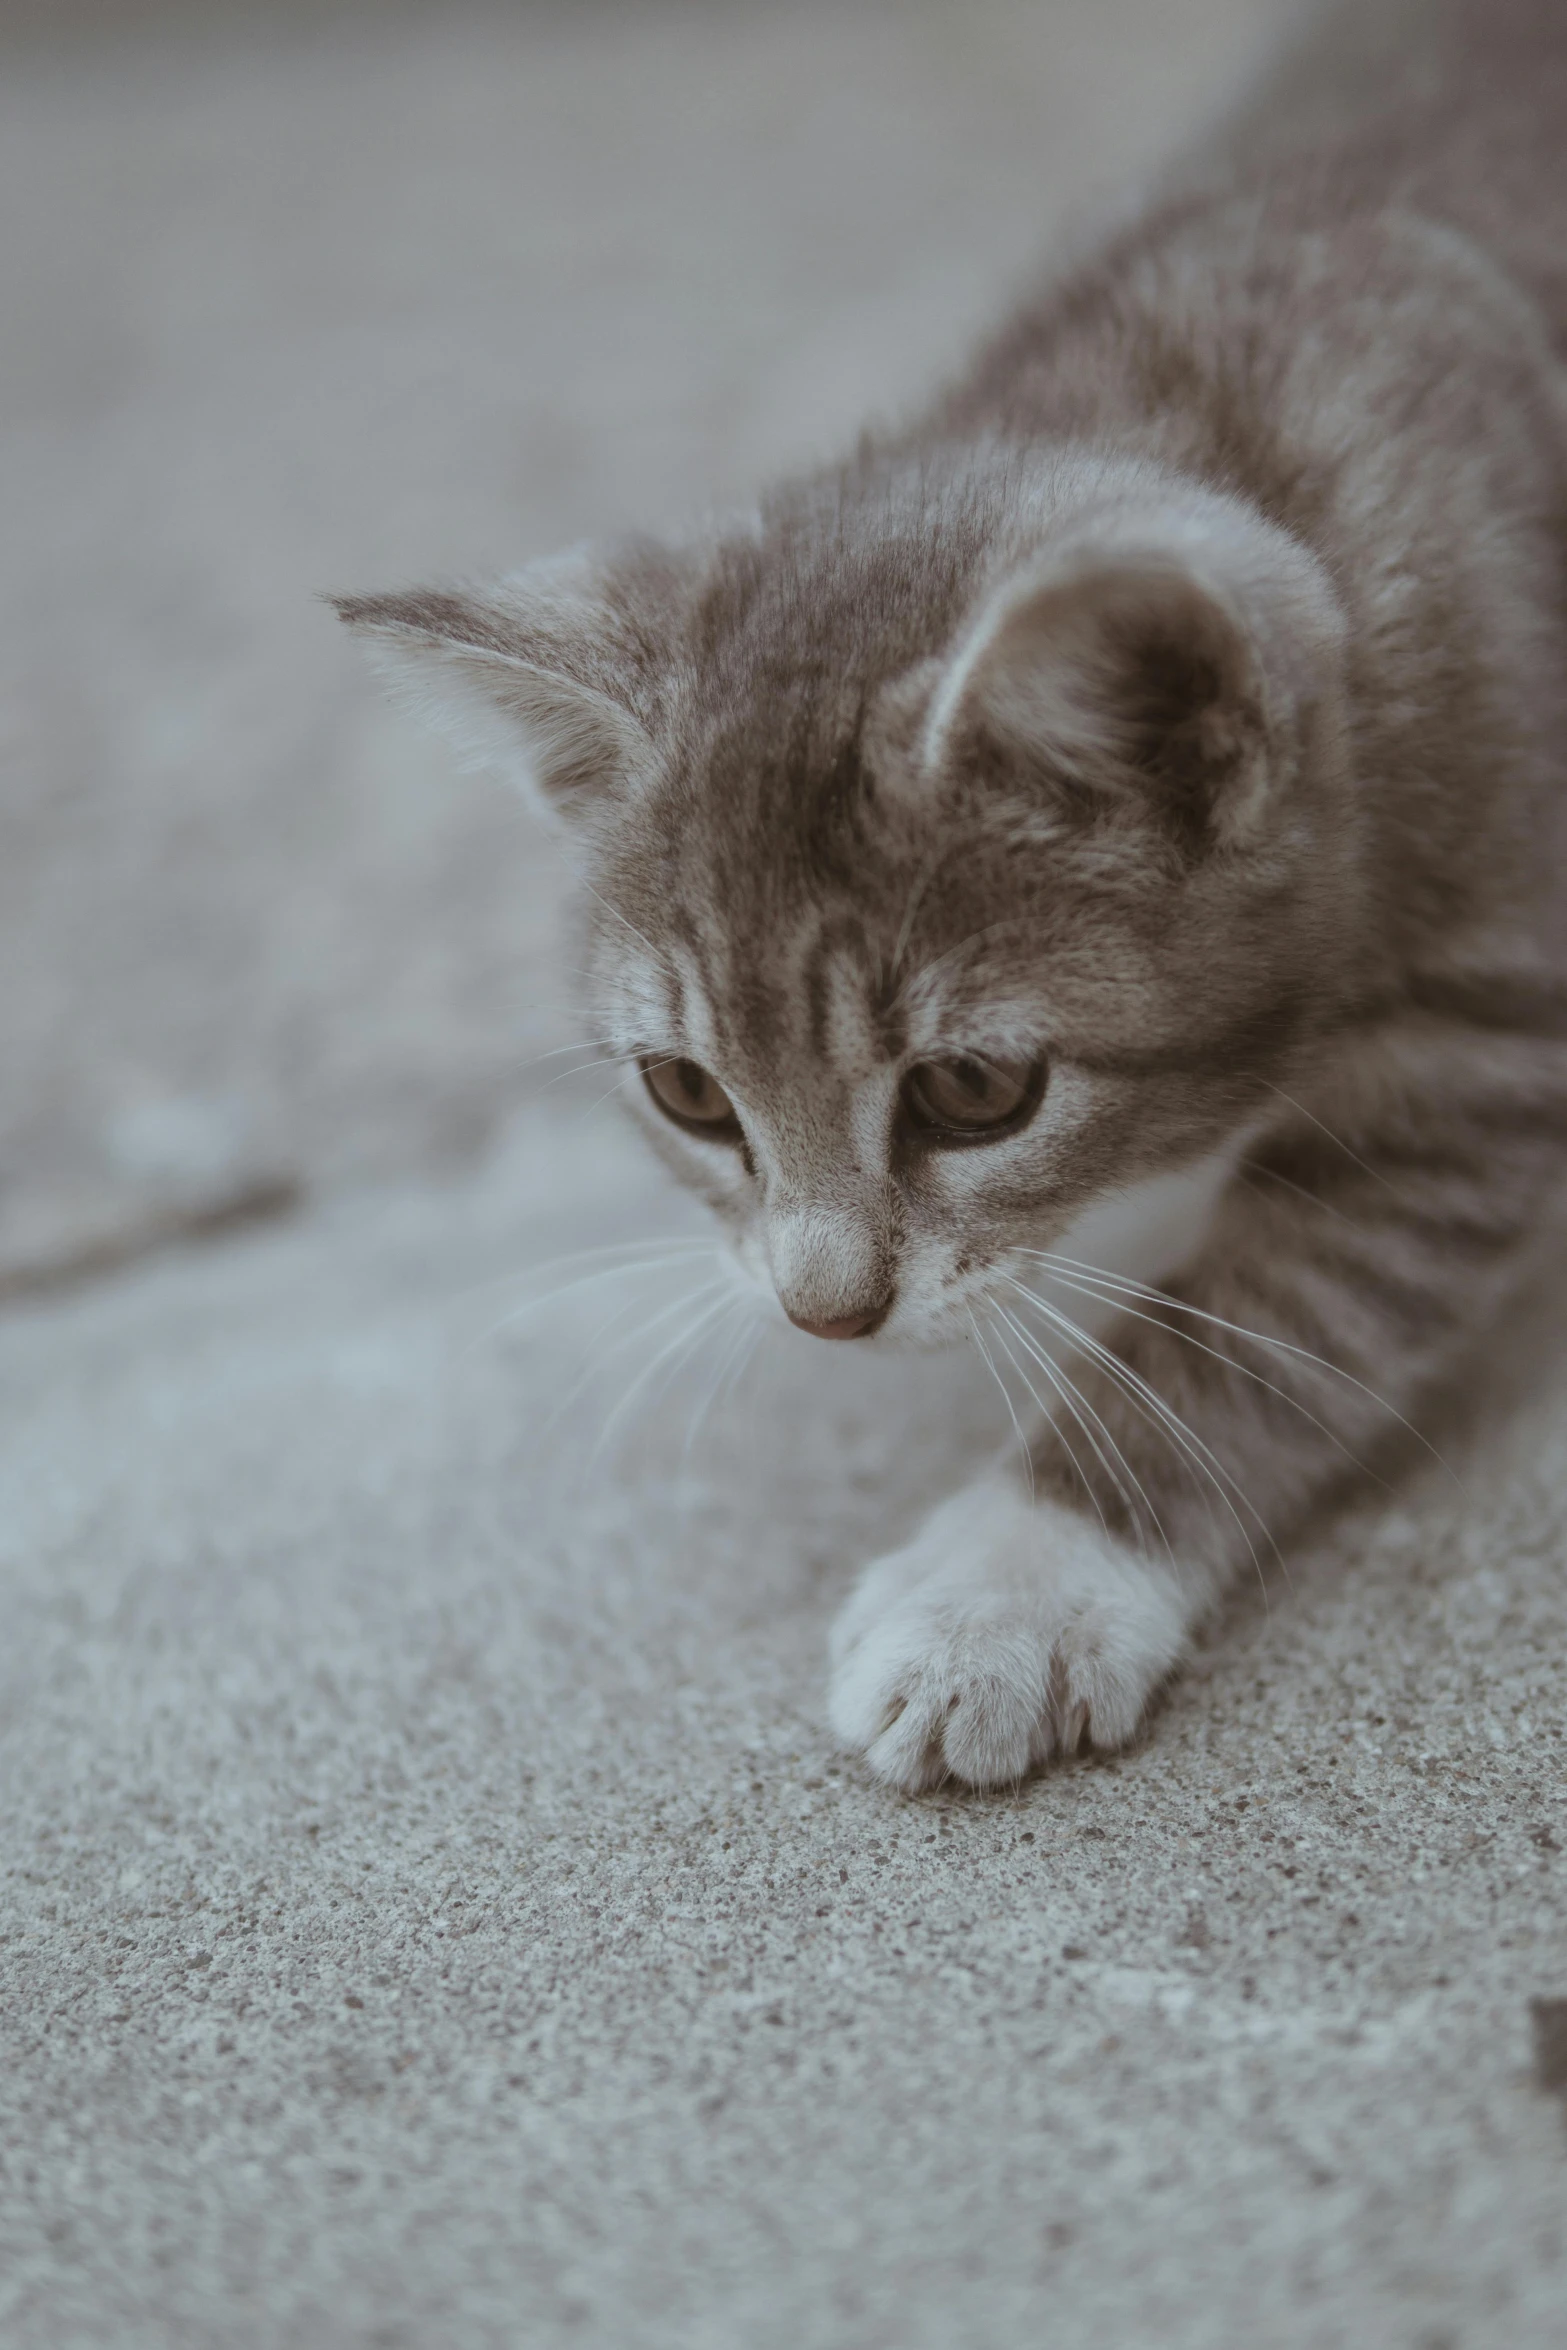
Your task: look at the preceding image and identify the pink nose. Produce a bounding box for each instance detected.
[786,1306,885,1341]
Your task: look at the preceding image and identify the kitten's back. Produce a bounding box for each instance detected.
[1227,0,1567,333]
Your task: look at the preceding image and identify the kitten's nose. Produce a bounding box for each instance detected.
[768,1204,892,1341]
[786,1302,888,1341]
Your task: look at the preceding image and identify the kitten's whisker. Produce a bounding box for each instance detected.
[965,1307,1035,1503]
[588,1288,739,1473]
[725,1314,768,1410]
[1021,1248,1359,1387]
[590,1274,731,1369]
[1246,1080,1403,1196]
[680,1303,763,1470]
[575,871,677,978]
[1004,1274,1242,1506]
[512,1036,621,1073]
[991,1302,1169,1561]
[1036,1260,1389,1495]
[534,817,675,977]
[532,1279,730,1450]
[510,1235,715,1279]
[1016,1249,1429,1487]
[540,1271,729,1410]
[563,1052,688,1127]
[574,1272,726,1364]
[476,1236,715,1303]
[1017,1314,1227,1559]
[468,1270,676,1362]
[1240,1160,1357,1227]
[676,1297,746,1461]
[1000,1275,1276,1597]
[467,1244,717,1345]
[507,1033,619,1065]
[502,959,613,991]
[647,1299,743,1457]
[569,1065,651,1127]
[535,1052,633,1095]
[983,1308,1112,1540]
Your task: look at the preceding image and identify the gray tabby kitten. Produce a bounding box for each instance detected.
[339,0,1567,1791]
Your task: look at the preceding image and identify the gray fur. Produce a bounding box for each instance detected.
[338,0,1567,1790]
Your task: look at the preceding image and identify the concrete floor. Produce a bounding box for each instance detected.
[4,5,1566,2345]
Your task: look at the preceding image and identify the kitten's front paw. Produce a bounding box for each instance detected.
[828,1479,1190,1792]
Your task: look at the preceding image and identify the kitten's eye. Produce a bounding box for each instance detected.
[901,1054,1045,1143]
[641,1056,742,1138]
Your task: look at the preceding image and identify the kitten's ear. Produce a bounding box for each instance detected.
[921,506,1345,849]
[331,555,664,826]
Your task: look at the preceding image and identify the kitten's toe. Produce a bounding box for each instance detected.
[826,1601,943,1784]
[866,1688,955,1794]
[828,1595,1048,1792]
[933,1629,1053,1787]
[1047,1584,1184,1752]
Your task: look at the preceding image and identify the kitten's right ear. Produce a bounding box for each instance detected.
[913,494,1347,852]
[331,558,660,827]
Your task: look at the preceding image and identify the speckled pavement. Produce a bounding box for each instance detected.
[3,1106,1566,2349]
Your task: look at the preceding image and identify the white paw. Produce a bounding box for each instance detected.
[827,1478,1190,1792]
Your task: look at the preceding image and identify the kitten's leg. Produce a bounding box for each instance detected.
[830,1017,1567,1790]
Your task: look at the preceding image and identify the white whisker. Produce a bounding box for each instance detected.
[984,1306,1112,1540]
[537,1275,732,1453]
[466,1242,717,1346]
[681,1304,764,1470]
[508,1036,621,1077]
[1040,1260,1386,1495]
[1000,1274,1277,1598]
[569,1065,652,1127]
[576,872,675,978]
[535,1052,635,1096]
[1240,1160,1356,1227]
[588,1286,739,1473]
[511,1235,715,1280]
[965,1306,1035,1502]
[1248,1080,1402,1195]
[1015,1249,1425,1486]
[991,1300,1166,1558]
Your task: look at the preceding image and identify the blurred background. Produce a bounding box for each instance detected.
[2,0,1288,1294]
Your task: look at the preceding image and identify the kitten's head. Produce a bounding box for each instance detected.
[337,449,1353,1344]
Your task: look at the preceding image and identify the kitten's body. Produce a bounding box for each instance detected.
[341,0,1567,1788]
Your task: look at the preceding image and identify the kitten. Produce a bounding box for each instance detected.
[338,0,1567,1791]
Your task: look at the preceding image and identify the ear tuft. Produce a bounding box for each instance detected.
[330,567,658,825]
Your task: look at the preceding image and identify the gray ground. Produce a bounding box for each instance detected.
[3,4,1566,2346]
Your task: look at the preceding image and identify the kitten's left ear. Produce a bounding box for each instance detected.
[331,550,674,827]
[920,497,1347,849]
